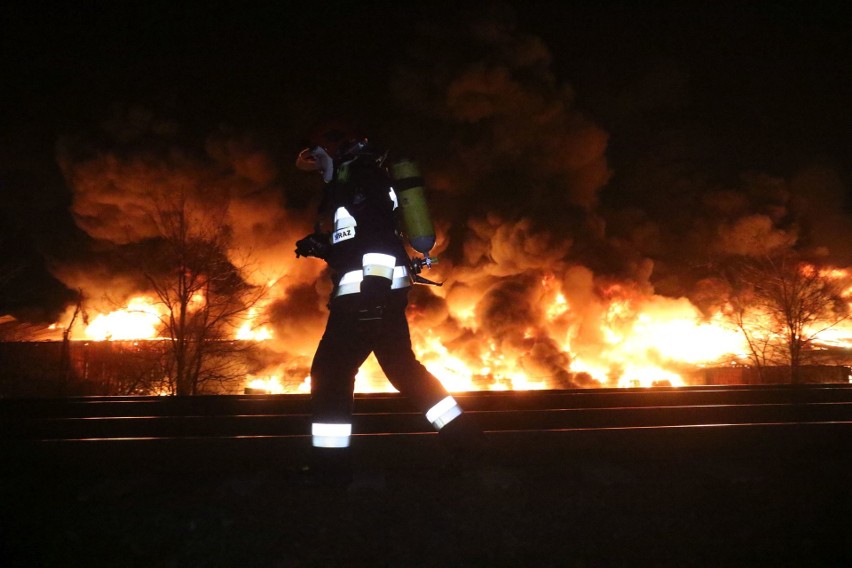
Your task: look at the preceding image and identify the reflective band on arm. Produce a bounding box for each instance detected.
[363,253,397,280]
[311,422,352,448]
[425,396,463,430]
[334,207,357,231]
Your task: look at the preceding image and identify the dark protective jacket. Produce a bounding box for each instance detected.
[317,159,411,305]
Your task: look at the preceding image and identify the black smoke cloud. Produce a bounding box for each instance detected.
[2,2,851,387]
[386,6,851,384]
[38,102,324,331]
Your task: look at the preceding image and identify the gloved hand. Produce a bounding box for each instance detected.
[295,232,330,259]
[357,275,391,324]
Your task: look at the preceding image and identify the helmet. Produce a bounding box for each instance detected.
[295,120,377,181]
[295,146,335,182]
[311,122,357,160]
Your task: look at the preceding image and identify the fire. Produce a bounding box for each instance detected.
[235,308,274,341]
[80,295,276,343]
[617,366,684,389]
[415,333,491,392]
[562,294,745,388]
[607,303,745,365]
[47,260,852,396]
[810,267,852,348]
[84,296,163,341]
[546,292,569,320]
[73,281,752,394]
[245,374,286,394]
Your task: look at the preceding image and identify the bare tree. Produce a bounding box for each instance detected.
[726,253,849,383]
[142,193,266,395]
[59,289,84,393]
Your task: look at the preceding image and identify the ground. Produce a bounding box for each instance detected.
[2,427,851,567]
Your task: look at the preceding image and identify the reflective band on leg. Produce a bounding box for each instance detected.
[311,422,352,448]
[425,396,463,430]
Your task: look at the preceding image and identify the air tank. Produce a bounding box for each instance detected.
[390,159,436,255]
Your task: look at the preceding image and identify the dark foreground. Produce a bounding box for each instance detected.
[2,423,851,567]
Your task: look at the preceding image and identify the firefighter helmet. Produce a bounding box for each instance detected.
[307,121,372,161]
[296,121,379,181]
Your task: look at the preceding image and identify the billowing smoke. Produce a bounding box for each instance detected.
[19,6,852,389]
[52,105,316,312]
[374,10,618,386]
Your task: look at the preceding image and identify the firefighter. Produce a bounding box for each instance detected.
[294,126,484,484]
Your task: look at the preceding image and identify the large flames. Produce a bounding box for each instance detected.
[10,8,846,397]
[36,260,851,395]
[62,283,745,393]
[84,297,164,341]
[8,258,848,396]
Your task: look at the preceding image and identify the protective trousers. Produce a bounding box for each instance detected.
[309,291,470,461]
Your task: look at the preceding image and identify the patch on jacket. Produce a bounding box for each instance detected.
[332,226,356,243]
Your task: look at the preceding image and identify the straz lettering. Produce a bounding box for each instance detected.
[333,226,356,244]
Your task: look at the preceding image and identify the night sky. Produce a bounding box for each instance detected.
[2,0,851,323]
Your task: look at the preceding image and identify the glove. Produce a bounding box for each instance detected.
[295,232,330,259]
[357,275,391,323]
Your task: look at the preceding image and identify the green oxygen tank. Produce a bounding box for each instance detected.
[390,159,436,255]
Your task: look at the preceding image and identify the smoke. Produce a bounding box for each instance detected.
[386,6,852,386]
[790,165,852,264]
[46,103,324,352]
[9,3,849,389]
[381,9,627,386]
[391,13,610,217]
[58,107,291,248]
[56,106,304,281]
[712,214,797,257]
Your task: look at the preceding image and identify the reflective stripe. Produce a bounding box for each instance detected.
[363,253,397,280]
[363,252,396,268]
[334,207,357,231]
[364,264,394,279]
[311,422,352,448]
[334,266,411,297]
[426,396,463,430]
[388,187,399,210]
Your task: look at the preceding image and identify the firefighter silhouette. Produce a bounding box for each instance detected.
[295,125,483,483]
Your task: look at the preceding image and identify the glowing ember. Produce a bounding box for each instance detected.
[617,366,684,389]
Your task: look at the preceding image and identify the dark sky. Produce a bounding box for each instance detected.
[2,0,851,321]
[6,1,849,164]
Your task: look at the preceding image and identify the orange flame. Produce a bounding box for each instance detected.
[84,296,163,341]
[60,265,852,395]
